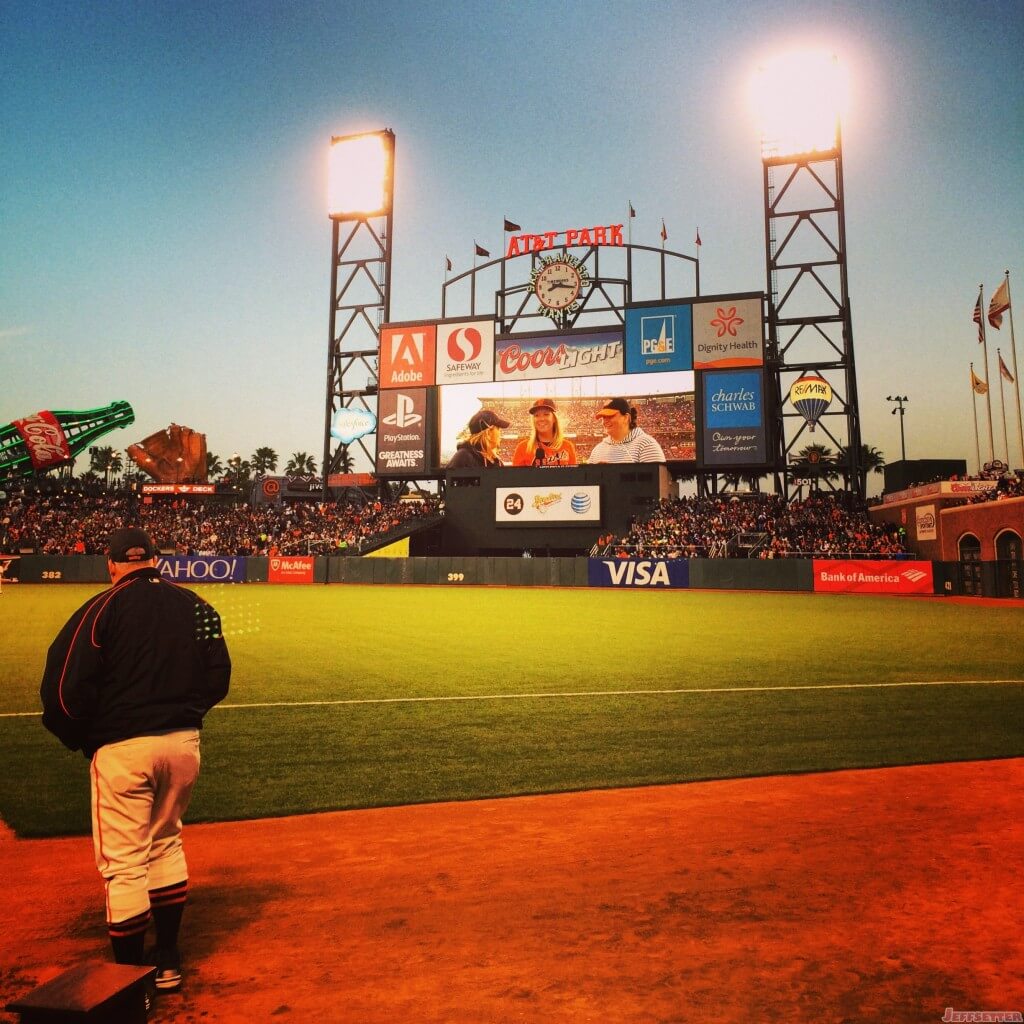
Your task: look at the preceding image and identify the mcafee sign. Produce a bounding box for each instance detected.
[268,556,315,584]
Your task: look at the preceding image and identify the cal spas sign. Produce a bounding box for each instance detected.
[588,558,689,589]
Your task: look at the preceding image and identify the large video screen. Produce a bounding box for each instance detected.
[439,371,695,468]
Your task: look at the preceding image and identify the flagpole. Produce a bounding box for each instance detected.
[979,284,996,462]
[970,362,982,473]
[1004,270,1024,468]
[998,348,1011,464]
[627,202,631,246]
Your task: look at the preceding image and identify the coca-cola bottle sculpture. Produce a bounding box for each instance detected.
[0,401,135,476]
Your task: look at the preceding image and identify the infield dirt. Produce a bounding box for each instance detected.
[2,758,1022,1023]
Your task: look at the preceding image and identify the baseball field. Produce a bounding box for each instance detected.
[2,582,1023,1021]
[1,583,1022,837]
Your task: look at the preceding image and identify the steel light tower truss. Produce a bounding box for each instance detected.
[763,132,863,503]
[322,130,395,490]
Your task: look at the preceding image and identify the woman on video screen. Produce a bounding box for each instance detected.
[511,398,578,467]
[589,397,666,463]
[447,409,509,469]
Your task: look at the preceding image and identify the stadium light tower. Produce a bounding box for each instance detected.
[887,394,909,461]
[754,50,864,504]
[322,128,396,496]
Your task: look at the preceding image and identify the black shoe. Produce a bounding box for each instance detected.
[154,947,182,992]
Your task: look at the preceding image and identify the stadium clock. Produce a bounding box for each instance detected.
[530,254,590,321]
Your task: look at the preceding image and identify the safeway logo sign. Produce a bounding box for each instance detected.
[436,319,495,385]
[813,560,934,595]
[379,324,436,389]
[382,393,422,427]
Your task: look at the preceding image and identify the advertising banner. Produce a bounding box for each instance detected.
[376,388,430,474]
[434,320,496,386]
[157,556,246,582]
[379,324,437,389]
[699,368,767,466]
[495,485,601,524]
[915,505,937,542]
[692,296,764,369]
[0,555,19,584]
[624,304,694,374]
[141,484,216,495]
[588,558,689,589]
[268,556,315,583]
[495,330,623,382]
[812,560,934,594]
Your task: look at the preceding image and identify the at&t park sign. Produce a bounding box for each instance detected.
[504,223,624,258]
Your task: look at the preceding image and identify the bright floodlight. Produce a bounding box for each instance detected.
[752,50,848,158]
[327,129,394,219]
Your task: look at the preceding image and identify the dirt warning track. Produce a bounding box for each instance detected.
[2,759,1022,1023]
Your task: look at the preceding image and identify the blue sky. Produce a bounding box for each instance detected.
[3,0,1022,480]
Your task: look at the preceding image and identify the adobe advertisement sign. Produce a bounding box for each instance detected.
[812,560,934,594]
[434,319,495,385]
[624,304,694,374]
[376,388,430,474]
[495,330,623,381]
[588,558,689,589]
[268,556,315,584]
[699,369,767,466]
[379,324,436,389]
[495,485,601,524]
[693,296,764,369]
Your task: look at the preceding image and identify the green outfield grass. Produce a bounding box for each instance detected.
[1,583,1022,837]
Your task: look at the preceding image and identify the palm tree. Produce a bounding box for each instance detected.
[109,452,123,484]
[837,443,886,497]
[225,455,252,488]
[792,443,839,491]
[89,446,115,487]
[206,452,224,480]
[336,445,354,475]
[251,447,278,475]
[286,452,317,475]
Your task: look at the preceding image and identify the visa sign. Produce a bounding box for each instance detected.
[588,558,689,589]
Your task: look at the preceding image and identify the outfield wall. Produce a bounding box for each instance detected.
[4,553,1020,597]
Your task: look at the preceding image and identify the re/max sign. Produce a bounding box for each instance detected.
[505,224,624,258]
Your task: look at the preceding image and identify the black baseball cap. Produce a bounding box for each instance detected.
[529,398,557,415]
[596,398,631,418]
[107,527,156,563]
[468,409,510,433]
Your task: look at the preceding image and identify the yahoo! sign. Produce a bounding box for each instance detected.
[157,556,246,582]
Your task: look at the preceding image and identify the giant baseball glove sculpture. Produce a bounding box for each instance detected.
[127,424,208,483]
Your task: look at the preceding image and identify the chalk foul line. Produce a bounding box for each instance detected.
[2,678,1022,718]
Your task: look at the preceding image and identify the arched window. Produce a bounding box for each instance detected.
[995,529,1022,562]
[958,534,982,560]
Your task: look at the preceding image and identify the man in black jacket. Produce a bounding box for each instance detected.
[41,527,231,994]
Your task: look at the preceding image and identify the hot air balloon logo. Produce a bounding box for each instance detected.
[789,375,833,432]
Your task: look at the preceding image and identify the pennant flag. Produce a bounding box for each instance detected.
[971,367,989,395]
[988,279,1010,329]
[474,242,490,258]
[695,227,702,247]
[660,219,667,242]
[445,255,453,273]
[503,218,521,233]
[628,202,636,218]
[973,295,984,343]
[999,352,1015,383]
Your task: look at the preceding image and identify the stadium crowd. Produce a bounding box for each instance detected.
[0,480,441,556]
[597,493,910,559]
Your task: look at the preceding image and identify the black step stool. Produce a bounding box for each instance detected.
[5,962,156,1023]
